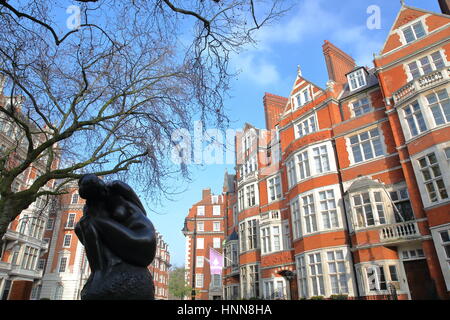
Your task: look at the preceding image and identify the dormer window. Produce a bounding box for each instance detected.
[347,69,367,91]
[403,21,426,44]
[295,87,311,109]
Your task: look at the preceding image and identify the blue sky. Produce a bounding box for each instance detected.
[146,0,442,267]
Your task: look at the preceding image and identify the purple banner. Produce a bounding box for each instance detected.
[209,248,223,274]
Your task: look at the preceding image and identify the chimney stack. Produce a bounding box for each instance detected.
[263,93,288,130]
[322,40,356,85]
[202,188,211,200]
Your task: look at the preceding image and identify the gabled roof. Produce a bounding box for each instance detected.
[379,3,450,55]
[281,71,325,116]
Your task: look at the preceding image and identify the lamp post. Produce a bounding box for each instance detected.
[191,216,197,300]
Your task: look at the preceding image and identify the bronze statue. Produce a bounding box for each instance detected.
[75,174,156,300]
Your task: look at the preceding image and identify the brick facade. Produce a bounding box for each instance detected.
[186,3,450,300]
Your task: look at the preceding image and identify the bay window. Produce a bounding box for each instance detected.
[260,224,282,254]
[404,101,427,136]
[327,250,349,294]
[267,175,282,202]
[407,51,445,79]
[418,152,448,203]
[297,150,311,180]
[302,194,317,234]
[291,199,301,239]
[263,279,286,299]
[309,253,325,296]
[240,217,259,252]
[296,248,353,299]
[286,159,297,188]
[247,219,258,250]
[427,89,450,126]
[246,184,256,207]
[351,191,386,228]
[241,264,260,298]
[319,190,339,230]
[313,145,330,174]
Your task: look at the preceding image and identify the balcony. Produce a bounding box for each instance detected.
[260,210,280,222]
[10,264,43,279]
[392,68,450,104]
[379,221,421,244]
[237,170,258,187]
[0,261,12,272]
[4,230,48,249]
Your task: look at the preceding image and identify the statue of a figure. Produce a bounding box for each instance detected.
[75,174,156,300]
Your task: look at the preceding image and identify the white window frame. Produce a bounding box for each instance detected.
[426,88,450,127]
[212,205,221,216]
[286,158,297,189]
[347,69,367,91]
[260,224,283,254]
[71,193,79,204]
[348,127,385,164]
[46,218,54,230]
[195,273,204,288]
[63,234,72,248]
[407,51,446,81]
[351,96,372,118]
[263,278,287,299]
[291,198,302,240]
[403,100,428,137]
[350,190,387,229]
[267,174,282,203]
[196,256,204,268]
[418,152,449,203]
[197,206,205,216]
[213,221,221,232]
[58,256,68,273]
[213,237,221,249]
[431,224,450,291]
[401,20,426,44]
[294,86,312,109]
[197,221,204,232]
[319,189,340,230]
[294,114,317,139]
[66,213,76,229]
[196,237,204,250]
[296,247,354,299]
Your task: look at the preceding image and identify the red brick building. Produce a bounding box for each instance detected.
[182,188,226,300]
[187,2,450,300]
[149,232,171,300]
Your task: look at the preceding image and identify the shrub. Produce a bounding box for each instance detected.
[330,294,348,300]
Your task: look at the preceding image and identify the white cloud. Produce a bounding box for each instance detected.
[233,53,280,86]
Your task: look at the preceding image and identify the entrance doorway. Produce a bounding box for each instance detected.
[403,260,437,300]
